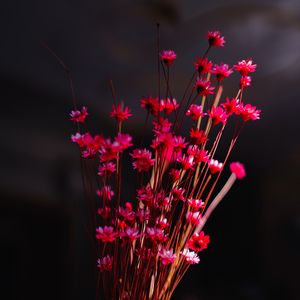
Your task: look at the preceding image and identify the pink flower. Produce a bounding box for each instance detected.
[180,249,200,264]
[207,31,225,47]
[96,185,114,201]
[121,227,140,242]
[195,78,215,96]
[160,98,179,114]
[177,155,195,170]
[208,159,223,174]
[234,59,257,76]
[114,133,133,151]
[97,206,111,219]
[99,138,119,162]
[240,76,251,89]
[159,248,176,265]
[70,106,88,123]
[230,162,246,179]
[156,218,169,230]
[190,128,208,145]
[153,117,172,134]
[110,104,132,122]
[221,97,241,115]
[169,168,181,182]
[96,226,118,243]
[212,63,233,81]
[194,57,213,74]
[208,106,228,125]
[136,185,153,205]
[172,136,188,153]
[140,96,159,116]
[187,146,209,163]
[146,227,167,243]
[98,162,116,176]
[186,211,201,225]
[135,208,150,222]
[131,148,155,172]
[188,198,205,211]
[160,50,177,66]
[171,187,186,201]
[97,255,113,271]
[238,103,261,121]
[118,207,135,222]
[187,231,210,252]
[186,104,204,120]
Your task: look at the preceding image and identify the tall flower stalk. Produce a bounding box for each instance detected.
[70,30,261,300]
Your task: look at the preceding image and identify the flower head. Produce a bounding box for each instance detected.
[230,162,246,179]
[160,98,179,114]
[131,148,154,172]
[187,231,210,252]
[240,76,252,89]
[238,103,261,121]
[186,104,204,120]
[160,50,177,66]
[98,162,116,176]
[97,255,113,271]
[140,96,160,116]
[186,211,201,225]
[212,63,233,81]
[190,128,208,145]
[194,57,213,74]
[208,159,223,174]
[195,79,215,96]
[221,97,241,115]
[96,226,118,243]
[70,106,88,123]
[159,248,176,265]
[180,249,200,264]
[110,104,132,122]
[208,106,228,125]
[234,59,257,76]
[207,31,225,47]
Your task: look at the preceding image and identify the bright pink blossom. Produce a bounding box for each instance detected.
[194,57,213,74]
[208,159,223,174]
[177,155,195,170]
[180,249,200,264]
[153,117,172,134]
[160,98,179,114]
[172,136,188,153]
[221,97,241,115]
[169,168,181,182]
[97,255,113,271]
[240,76,251,89]
[186,211,201,225]
[156,218,169,230]
[96,185,114,201]
[136,185,153,205]
[187,231,210,252]
[110,104,132,122]
[187,146,209,163]
[212,63,233,81]
[190,128,208,145]
[230,162,246,179]
[131,149,155,172]
[171,187,186,201]
[146,227,167,243]
[234,59,257,76]
[159,248,176,265]
[99,138,119,161]
[208,106,228,125]
[186,104,204,120]
[114,133,133,151]
[70,106,88,123]
[188,198,205,211]
[160,50,177,66]
[135,208,150,222]
[118,207,135,222]
[98,162,116,176]
[238,103,261,121]
[97,206,111,219]
[195,79,215,96]
[96,226,118,243]
[207,31,225,47]
[121,227,140,242]
[140,96,159,116]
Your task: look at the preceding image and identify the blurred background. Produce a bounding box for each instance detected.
[0,0,300,299]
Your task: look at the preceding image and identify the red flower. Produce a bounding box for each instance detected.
[153,117,172,134]
[114,133,133,151]
[190,128,208,145]
[186,211,201,225]
[187,231,210,252]
[159,248,176,265]
[98,162,116,176]
[177,155,195,170]
[194,57,213,74]
[212,63,233,81]
[186,104,204,120]
[160,98,179,114]
[238,103,261,121]
[97,255,113,272]
[195,78,215,96]
[96,226,118,243]
[207,31,225,47]
[70,106,88,123]
[230,162,246,179]
[221,97,241,115]
[169,168,181,182]
[121,227,140,242]
[160,50,177,66]
[208,159,223,174]
[208,106,228,125]
[146,227,167,243]
[131,148,155,172]
[171,187,186,201]
[172,136,188,153]
[140,96,160,116]
[234,59,257,76]
[188,198,205,211]
[187,146,209,163]
[99,138,119,162]
[240,76,252,89]
[110,104,132,122]
[96,185,114,201]
[180,249,200,264]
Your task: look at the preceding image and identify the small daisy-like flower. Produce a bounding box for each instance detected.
[208,106,228,125]
[187,231,210,252]
[234,59,257,76]
[156,218,169,230]
[240,76,251,89]
[186,104,204,120]
[131,148,155,172]
[187,146,210,163]
[159,248,176,265]
[186,211,201,225]
[160,98,179,114]
[221,97,241,115]
[194,57,213,74]
[146,227,167,243]
[208,159,223,174]
[160,50,177,66]
[70,106,88,123]
[118,206,135,222]
[195,78,215,96]
[121,227,140,242]
[169,168,181,182]
[207,31,225,47]
[212,63,233,81]
[96,185,114,201]
[190,128,208,145]
[180,249,200,264]
[114,133,133,151]
[230,162,246,179]
[238,103,261,121]
[97,255,113,271]
[110,104,132,122]
[188,198,205,211]
[98,162,116,176]
[177,155,195,170]
[140,96,160,116]
[96,226,118,243]
[171,187,186,201]
[172,136,188,153]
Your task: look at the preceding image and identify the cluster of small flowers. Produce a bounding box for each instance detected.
[70,30,260,300]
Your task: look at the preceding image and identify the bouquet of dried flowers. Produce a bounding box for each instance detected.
[70,30,261,300]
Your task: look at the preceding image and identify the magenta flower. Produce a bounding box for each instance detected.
[96,185,114,201]
[180,249,200,265]
[186,104,204,120]
[208,106,228,125]
[238,103,261,121]
[240,76,252,89]
[230,162,246,179]
[97,255,113,272]
[187,231,210,252]
[159,98,179,114]
[159,248,176,265]
[186,211,201,225]
[96,226,118,243]
[140,96,159,116]
[160,50,177,66]
[110,104,132,122]
[190,128,208,145]
[221,97,241,115]
[98,162,116,176]
[208,159,223,174]
[195,78,215,96]
[70,106,88,123]
[234,59,257,76]
[188,198,205,211]
[194,57,213,74]
[207,31,225,47]
[212,63,233,81]
[131,148,154,172]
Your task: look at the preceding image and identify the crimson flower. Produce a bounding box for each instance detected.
[180,249,200,264]
[96,226,118,243]
[230,162,246,179]
[208,159,223,174]
[221,97,241,115]
[195,78,215,96]
[186,104,204,120]
[188,198,205,211]
[187,146,210,163]
[207,31,225,47]
[177,155,195,170]
[238,103,261,121]
[98,162,116,176]
[131,148,155,172]
[159,248,176,265]
[194,57,213,74]
[212,63,233,81]
[96,185,114,201]
[187,231,210,252]
[190,128,208,145]
[140,96,159,116]
[114,132,133,151]
[146,227,167,243]
[234,59,257,76]
[110,104,132,122]
[121,227,140,242]
[240,76,251,89]
[208,106,228,125]
[97,255,113,272]
[160,50,177,66]
[160,98,179,114]
[186,211,201,225]
[70,106,88,123]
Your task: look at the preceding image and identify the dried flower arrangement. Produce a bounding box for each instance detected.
[69,29,261,300]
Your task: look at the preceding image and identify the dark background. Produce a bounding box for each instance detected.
[0,0,299,299]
